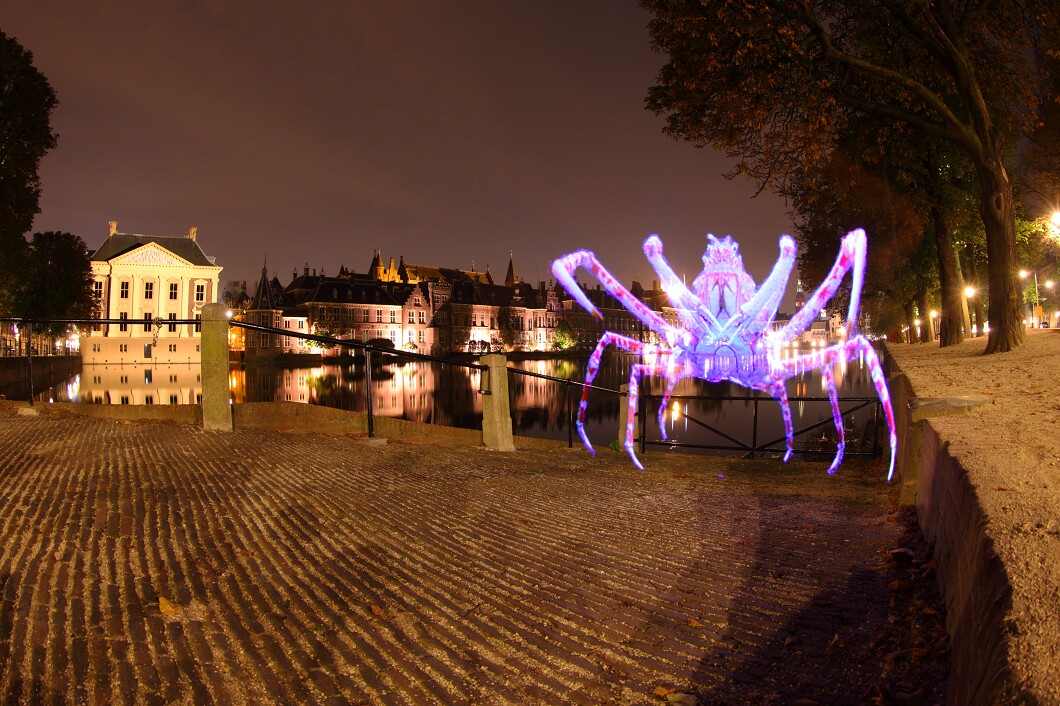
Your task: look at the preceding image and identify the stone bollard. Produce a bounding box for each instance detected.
[479,353,515,452]
[201,303,233,432]
[617,384,630,448]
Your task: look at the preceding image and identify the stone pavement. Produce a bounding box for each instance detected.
[0,403,943,705]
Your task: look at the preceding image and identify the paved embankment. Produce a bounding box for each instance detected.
[888,330,1060,705]
[0,403,942,705]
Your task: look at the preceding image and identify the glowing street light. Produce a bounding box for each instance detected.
[1020,270,1042,327]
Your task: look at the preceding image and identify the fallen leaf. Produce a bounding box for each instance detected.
[653,686,676,697]
[828,633,844,650]
[769,569,785,580]
[236,549,255,558]
[370,603,392,621]
[158,596,182,616]
[884,647,929,663]
[665,693,698,706]
[783,636,797,649]
[803,523,817,533]
[687,617,703,628]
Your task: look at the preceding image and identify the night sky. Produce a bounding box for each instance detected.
[3,2,796,303]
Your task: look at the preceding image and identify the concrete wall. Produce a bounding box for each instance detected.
[889,358,1020,705]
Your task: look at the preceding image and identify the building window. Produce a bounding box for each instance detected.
[168,313,176,332]
[418,311,425,324]
[120,281,129,299]
[376,309,382,323]
[169,283,178,300]
[389,310,396,324]
[119,312,128,332]
[144,282,154,299]
[408,311,415,324]
[93,281,103,300]
[194,314,201,332]
[119,344,128,353]
[418,330,424,343]
[195,284,205,302]
[362,309,369,323]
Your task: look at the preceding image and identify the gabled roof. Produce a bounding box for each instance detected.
[91,231,216,267]
[249,267,293,310]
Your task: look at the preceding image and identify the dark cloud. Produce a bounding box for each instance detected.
[3,2,797,300]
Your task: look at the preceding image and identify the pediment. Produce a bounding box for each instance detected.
[111,243,193,267]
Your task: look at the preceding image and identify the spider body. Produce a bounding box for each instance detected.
[551,230,897,479]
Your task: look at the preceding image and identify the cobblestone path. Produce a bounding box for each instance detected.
[0,405,909,705]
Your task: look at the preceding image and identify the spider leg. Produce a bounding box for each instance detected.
[625,362,666,470]
[772,383,794,462]
[778,339,897,480]
[848,335,898,481]
[822,365,845,474]
[656,375,680,442]
[575,332,646,453]
[736,236,796,337]
[552,249,670,334]
[643,235,720,335]
[777,229,867,341]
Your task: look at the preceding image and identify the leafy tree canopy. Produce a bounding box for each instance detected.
[13,231,95,336]
[0,30,58,313]
[642,0,1060,352]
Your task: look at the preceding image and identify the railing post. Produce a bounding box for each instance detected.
[566,383,574,448]
[750,396,759,458]
[201,303,233,431]
[479,354,515,452]
[24,319,34,406]
[617,384,629,449]
[364,348,374,437]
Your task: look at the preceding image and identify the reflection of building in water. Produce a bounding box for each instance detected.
[83,221,222,365]
[78,363,202,405]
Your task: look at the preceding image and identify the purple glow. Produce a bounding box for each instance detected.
[552,230,897,480]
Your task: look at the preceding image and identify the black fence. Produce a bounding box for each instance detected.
[0,316,890,464]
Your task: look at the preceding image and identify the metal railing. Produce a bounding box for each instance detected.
[634,391,885,461]
[1,315,889,464]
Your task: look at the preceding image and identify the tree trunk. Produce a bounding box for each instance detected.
[930,204,964,346]
[976,152,1024,352]
[958,245,980,335]
[915,288,934,343]
[903,301,916,343]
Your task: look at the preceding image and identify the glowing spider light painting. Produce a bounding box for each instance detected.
[551,229,897,479]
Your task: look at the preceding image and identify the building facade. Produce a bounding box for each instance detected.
[83,222,222,365]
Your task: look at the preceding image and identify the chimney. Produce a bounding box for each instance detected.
[108,221,118,236]
[652,279,658,291]
[187,226,198,241]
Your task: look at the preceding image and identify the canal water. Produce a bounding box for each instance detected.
[29,349,888,459]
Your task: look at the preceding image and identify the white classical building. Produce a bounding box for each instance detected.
[83,221,222,365]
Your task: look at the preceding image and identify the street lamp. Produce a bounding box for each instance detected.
[1020,269,1042,327]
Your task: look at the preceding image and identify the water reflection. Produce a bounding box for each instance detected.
[40,353,884,452]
